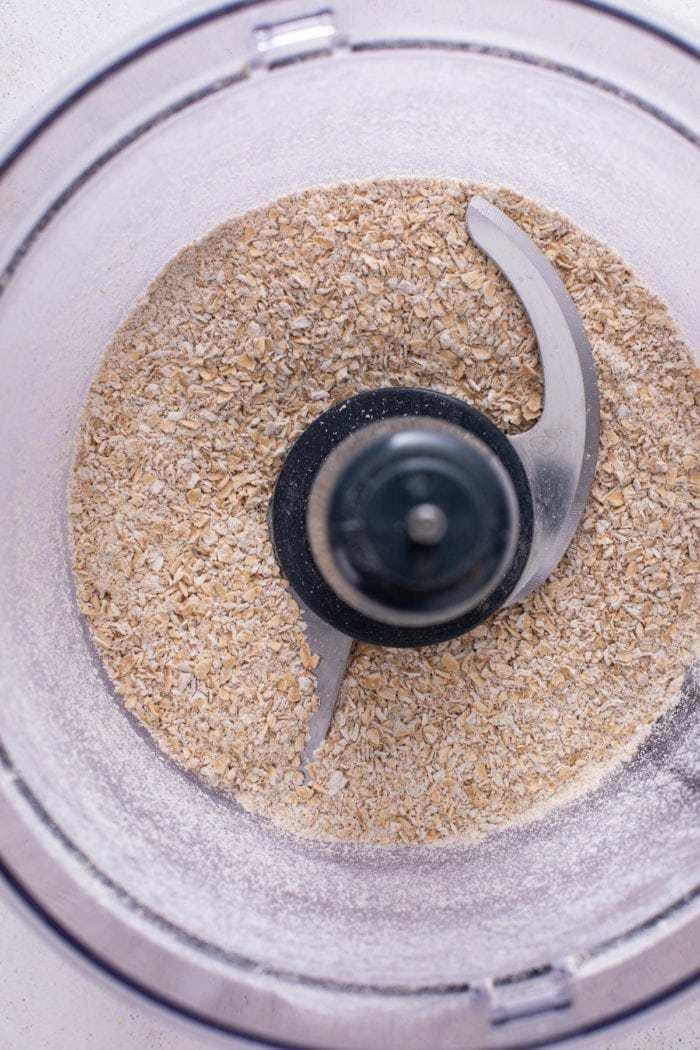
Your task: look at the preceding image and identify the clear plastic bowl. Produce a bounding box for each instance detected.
[0,2,698,1047]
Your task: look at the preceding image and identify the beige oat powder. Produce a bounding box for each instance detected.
[69,178,700,847]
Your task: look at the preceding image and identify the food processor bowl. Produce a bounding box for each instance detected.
[0,1,698,1047]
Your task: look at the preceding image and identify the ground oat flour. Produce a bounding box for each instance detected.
[69,178,700,846]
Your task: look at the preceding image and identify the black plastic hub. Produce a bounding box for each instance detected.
[320,421,517,621]
[270,388,534,648]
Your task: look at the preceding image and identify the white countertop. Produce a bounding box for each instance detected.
[1,2,699,1047]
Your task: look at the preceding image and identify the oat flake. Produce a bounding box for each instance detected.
[69,178,700,847]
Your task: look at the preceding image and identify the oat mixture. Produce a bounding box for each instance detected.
[69,178,700,846]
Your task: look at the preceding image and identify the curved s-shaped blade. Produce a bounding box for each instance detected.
[466,196,600,605]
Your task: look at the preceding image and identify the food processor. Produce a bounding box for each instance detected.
[0,2,698,1048]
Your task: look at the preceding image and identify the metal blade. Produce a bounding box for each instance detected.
[293,592,353,781]
[466,196,600,605]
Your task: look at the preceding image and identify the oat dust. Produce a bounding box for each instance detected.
[69,178,700,847]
